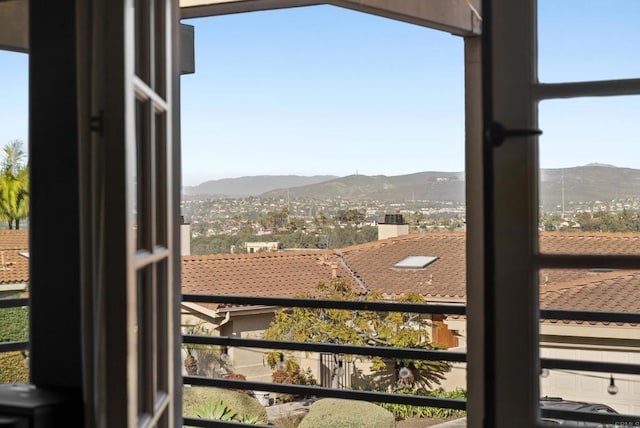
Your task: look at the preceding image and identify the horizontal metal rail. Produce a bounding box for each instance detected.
[0,298,29,309]
[183,417,272,428]
[182,294,466,315]
[183,335,467,362]
[0,340,29,353]
[541,408,640,425]
[541,358,640,375]
[183,376,466,410]
[181,293,640,427]
[535,254,640,270]
[540,309,640,324]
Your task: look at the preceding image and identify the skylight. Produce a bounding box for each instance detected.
[394,256,438,269]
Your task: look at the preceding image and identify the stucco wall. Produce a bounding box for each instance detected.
[540,346,640,415]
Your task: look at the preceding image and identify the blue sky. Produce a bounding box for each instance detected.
[1,2,639,186]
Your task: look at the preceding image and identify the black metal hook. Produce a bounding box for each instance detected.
[486,121,542,147]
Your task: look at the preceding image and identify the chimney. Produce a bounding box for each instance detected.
[377,214,409,240]
[180,216,191,256]
[331,263,338,279]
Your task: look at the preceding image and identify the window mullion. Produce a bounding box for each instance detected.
[486,0,540,427]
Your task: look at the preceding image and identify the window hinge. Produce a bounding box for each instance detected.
[486,121,542,147]
[90,113,103,135]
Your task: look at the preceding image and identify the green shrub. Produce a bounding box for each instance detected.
[0,296,30,383]
[375,387,467,419]
[183,386,267,423]
[194,399,237,421]
[266,352,316,403]
[0,352,28,383]
[0,306,28,342]
[298,398,395,428]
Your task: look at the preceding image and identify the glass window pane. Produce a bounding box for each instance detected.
[155,110,167,248]
[155,259,168,395]
[136,98,152,251]
[137,265,153,417]
[135,0,151,84]
[154,0,167,97]
[538,0,640,83]
[538,96,640,255]
[539,267,640,423]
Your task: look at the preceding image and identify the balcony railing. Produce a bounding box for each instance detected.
[181,294,467,427]
[181,294,640,427]
[0,294,638,426]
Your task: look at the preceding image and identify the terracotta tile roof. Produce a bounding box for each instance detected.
[338,233,466,300]
[181,232,640,316]
[540,270,640,325]
[0,230,28,251]
[538,233,640,315]
[0,230,29,285]
[181,250,360,299]
[539,232,640,255]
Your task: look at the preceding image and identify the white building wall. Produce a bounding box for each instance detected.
[540,347,640,415]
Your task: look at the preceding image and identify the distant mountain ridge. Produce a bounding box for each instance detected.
[183,175,337,197]
[539,165,640,208]
[183,165,640,207]
[261,171,465,202]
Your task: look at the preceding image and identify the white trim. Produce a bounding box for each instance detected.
[0,283,27,292]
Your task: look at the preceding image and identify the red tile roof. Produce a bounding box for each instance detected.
[540,270,640,324]
[181,250,360,299]
[0,230,29,285]
[539,232,640,255]
[338,233,466,299]
[181,232,640,317]
[3,228,637,317]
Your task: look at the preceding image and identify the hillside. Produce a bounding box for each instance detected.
[182,175,337,197]
[261,171,465,202]
[182,165,640,207]
[539,164,640,209]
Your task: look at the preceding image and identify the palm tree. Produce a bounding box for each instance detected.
[0,141,29,230]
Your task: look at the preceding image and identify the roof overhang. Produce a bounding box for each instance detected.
[181,0,482,36]
[1,0,480,55]
[0,0,28,53]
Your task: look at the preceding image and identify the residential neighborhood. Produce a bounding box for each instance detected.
[180,222,640,416]
[1,210,639,425]
[1,223,638,417]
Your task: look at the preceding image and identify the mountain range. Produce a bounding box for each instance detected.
[183,175,337,197]
[183,165,640,209]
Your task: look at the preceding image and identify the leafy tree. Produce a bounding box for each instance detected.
[314,212,329,228]
[0,140,29,229]
[263,278,451,390]
[335,209,365,224]
[264,352,317,403]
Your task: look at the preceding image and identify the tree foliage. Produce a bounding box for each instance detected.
[191,224,379,255]
[541,210,640,233]
[0,140,29,229]
[263,278,450,390]
[264,352,317,403]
